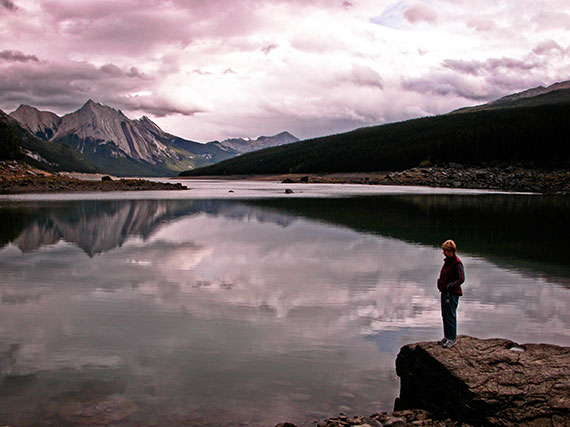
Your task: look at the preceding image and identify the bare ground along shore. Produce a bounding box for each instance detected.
[179,166,570,194]
[0,161,187,194]
[2,161,569,194]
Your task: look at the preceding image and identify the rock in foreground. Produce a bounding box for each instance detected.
[395,336,570,426]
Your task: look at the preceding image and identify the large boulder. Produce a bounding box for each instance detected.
[395,336,570,426]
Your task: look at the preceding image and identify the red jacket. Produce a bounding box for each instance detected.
[437,255,465,296]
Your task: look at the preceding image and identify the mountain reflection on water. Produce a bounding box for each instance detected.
[0,195,568,426]
[249,194,570,280]
[0,200,296,257]
[2,195,568,274]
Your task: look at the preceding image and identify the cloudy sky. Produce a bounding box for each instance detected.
[1,0,569,142]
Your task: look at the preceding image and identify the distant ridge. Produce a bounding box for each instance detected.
[493,80,570,104]
[180,80,570,176]
[453,80,570,113]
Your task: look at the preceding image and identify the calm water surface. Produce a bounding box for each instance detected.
[0,182,569,426]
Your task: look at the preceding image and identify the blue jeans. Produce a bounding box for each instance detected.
[441,293,460,340]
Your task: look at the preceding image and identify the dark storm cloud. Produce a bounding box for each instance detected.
[0,59,204,117]
[114,97,203,118]
[126,67,151,80]
[0,50,39,63]
[1,0,17,11]
[2,0,569,141]
[402,52,550,102]
[32,0,347,57]
[98,63,124,77]
[402,73,501,101]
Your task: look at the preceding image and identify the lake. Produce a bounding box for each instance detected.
[0,181,569,426]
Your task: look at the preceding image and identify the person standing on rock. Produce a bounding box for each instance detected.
[437,240,465,348]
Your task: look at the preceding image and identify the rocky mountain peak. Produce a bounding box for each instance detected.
[9,104,61,140]
[14,104,38,114]
[76,99,126,118]
[51,100,176,163]
[137,115,163,134]
[257,131,298,143]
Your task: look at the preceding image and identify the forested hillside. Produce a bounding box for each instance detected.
[0,119,22,160]
[181,102,570,176]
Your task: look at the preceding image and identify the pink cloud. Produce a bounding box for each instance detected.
[532,40,565,55]
[1,0,570,142]
[532,11,570,31]
[350,65,384,89]
[443,57,539,76]
[466,17,498,33]
[403,4,438,24]
[29,0,346,57]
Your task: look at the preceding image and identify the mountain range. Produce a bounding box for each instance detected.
[181,80,570,176]
[2,80,569,178]
[5,100,298,176]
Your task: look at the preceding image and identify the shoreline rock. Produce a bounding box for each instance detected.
[277,336,569,427]
[395,336,570,426]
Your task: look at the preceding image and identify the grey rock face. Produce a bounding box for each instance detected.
[52,99,176,163]
[395,336,570,426]
[9,104,61,140]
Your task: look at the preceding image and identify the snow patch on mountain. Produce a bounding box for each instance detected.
[218,131,299,153]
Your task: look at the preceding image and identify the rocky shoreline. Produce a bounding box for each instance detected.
[4,160,568,195]
[0,161,187,194]
[277,408,462,427]
[179,165,570,195]
[295,166,570,195]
